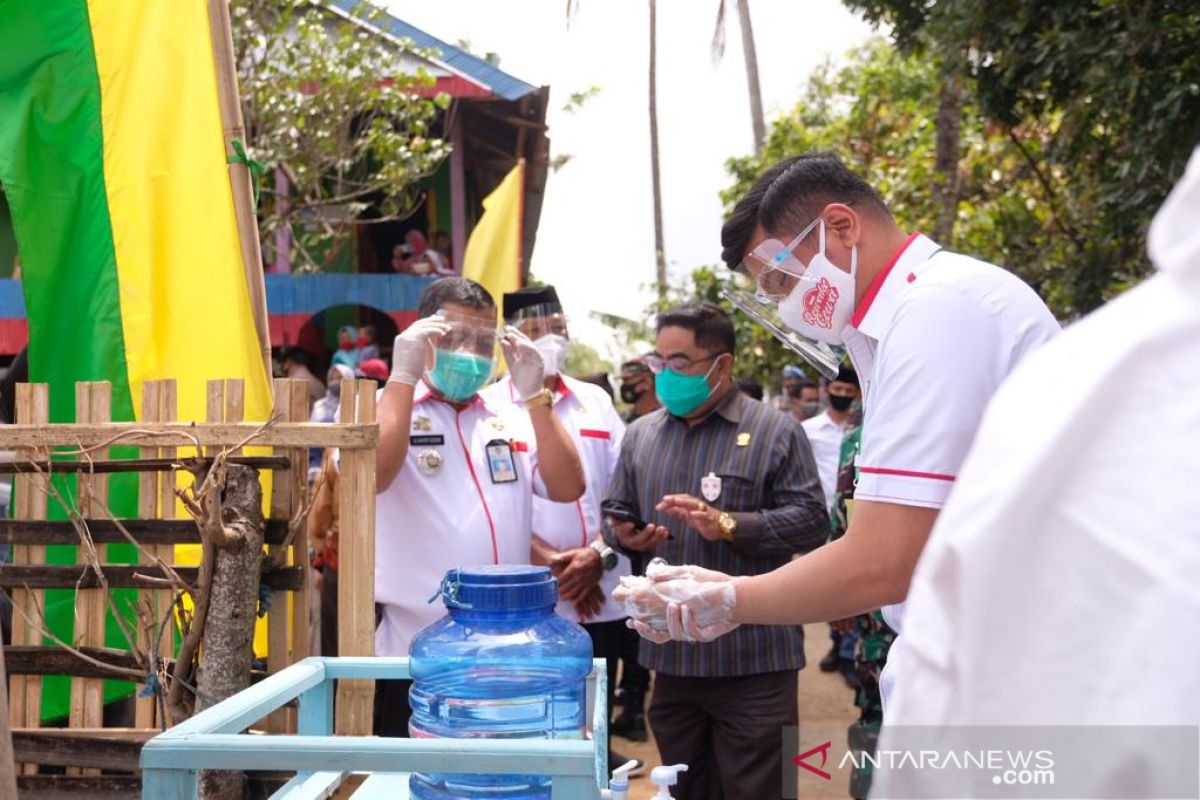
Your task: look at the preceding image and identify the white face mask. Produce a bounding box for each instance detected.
[533,333,569,378]
[776,220,858,346]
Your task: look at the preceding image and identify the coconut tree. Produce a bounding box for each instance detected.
[712,0,766,153]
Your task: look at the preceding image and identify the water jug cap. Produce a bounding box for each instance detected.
[438,565,558,611]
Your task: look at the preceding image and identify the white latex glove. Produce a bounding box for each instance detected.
[613,570,740,644]
[501,325,546,401]
[390,317,451,386]
[645,561,732,584]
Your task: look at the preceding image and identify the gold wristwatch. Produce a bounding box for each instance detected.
[523,388,553,410]
[717,511,738,542]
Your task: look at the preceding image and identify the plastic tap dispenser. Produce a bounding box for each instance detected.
[605,759,641,800]
[408,565,593,799]
[650,764,689,799]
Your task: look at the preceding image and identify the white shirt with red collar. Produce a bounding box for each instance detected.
[482,374,630,624]
[841,232,1060,642]
[374,381,548,657]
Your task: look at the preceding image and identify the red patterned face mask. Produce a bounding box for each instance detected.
[775,220,857,346]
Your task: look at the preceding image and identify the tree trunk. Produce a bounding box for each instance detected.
[649,0,667,298]
[932,69,963,245]
[736,0,766,154]
[195,464,265,800]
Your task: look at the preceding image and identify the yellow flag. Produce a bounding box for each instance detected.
[463,159,525,309]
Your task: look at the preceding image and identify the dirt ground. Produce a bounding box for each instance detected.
[613,623,859,799]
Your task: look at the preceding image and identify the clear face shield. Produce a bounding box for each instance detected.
[424,310,501,400]
[510,303,570,378]
[725,218,846,380]
[509,303,569,341]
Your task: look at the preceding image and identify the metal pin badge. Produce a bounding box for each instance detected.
[417,449,444,476]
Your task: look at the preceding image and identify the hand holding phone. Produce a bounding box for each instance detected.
[603,501,670,552]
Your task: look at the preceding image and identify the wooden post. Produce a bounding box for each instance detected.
[0,639,16,800]
[69,382,111,775]
[207,0,272,377]
[284,382,310,668]
[9,383,48,774]
[335,380,376,735]
[136,379,177,728]
[449,115,467,272]
[267,378,309,733]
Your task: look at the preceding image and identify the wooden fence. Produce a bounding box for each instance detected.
[0,378,377,798]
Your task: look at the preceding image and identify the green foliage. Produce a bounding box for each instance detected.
[232,0,451,271]
[842,0,1200,314]
[723,39,1077,316]
[564,339,613,378]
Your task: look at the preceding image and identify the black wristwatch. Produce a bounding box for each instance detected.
[590,539,619,571]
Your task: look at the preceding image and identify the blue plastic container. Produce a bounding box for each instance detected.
[408,565,594,799]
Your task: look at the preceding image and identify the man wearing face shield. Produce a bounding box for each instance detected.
[482,285,641,773]
[373,277,586,736]
[614,153,1061,714]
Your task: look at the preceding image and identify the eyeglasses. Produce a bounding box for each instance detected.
[644,351,726,375]
[741,216,822,302]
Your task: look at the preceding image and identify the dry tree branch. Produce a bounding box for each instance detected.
[9,586,145,682]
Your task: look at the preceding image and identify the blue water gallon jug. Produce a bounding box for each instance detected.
[408,565,594,799]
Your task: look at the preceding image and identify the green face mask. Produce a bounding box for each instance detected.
[428,349,494,401]
[655,359,720,417]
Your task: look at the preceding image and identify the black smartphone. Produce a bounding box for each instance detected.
[600,501,649,531]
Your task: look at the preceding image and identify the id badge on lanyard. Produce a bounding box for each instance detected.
[485,439,518,484]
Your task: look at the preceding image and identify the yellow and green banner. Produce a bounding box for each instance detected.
[0,0,272,718]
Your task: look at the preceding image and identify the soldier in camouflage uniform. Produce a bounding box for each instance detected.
[828,411,896,800]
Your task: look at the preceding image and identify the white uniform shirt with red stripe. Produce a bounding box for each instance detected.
[483,374,631,624]
[374,382,547,657]
[842,232,1060,640]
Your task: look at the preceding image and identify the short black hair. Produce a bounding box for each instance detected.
[786,378,818,399]
[279,346,308,367]
[577,372,615,402]
[736,377,763,401]
[720,152,890,270]
[417,277,495,319]
[832,364,859,387]
[656,302,736,354]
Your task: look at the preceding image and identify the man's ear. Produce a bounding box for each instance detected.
[716,352,735,384]
[822,203,862,250]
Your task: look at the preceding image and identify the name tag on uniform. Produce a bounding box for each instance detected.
[410,434,445,446]
[485,439,518,484]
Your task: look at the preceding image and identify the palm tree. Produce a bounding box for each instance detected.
[712,0,766,153]
[567,0,667,297]
[649,0,667,297]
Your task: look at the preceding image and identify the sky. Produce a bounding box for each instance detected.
[384,0,875,359]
